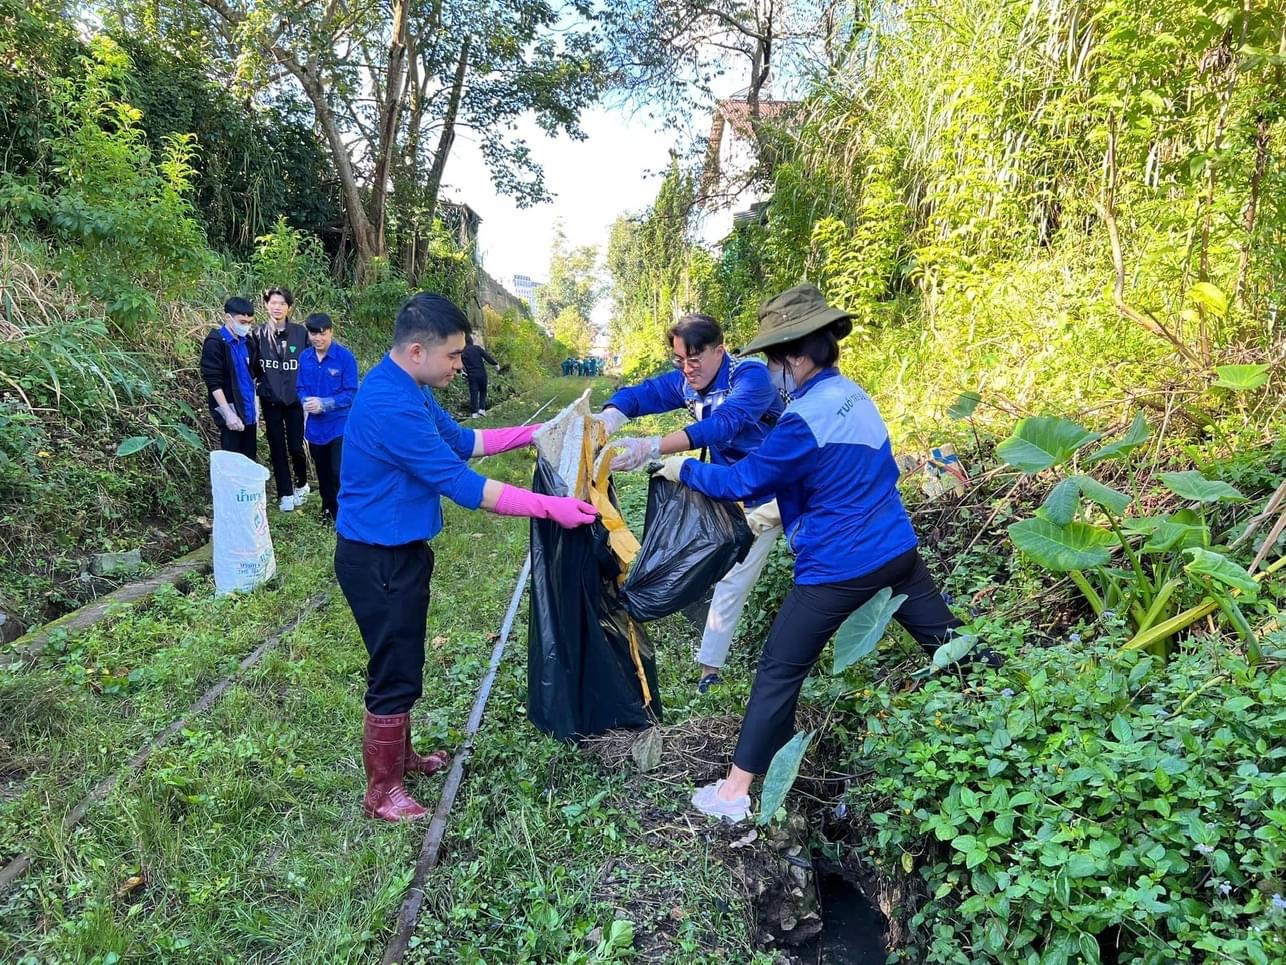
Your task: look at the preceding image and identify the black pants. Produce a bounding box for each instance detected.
[734,548,960,774]
[467,374,488,413]
[334,536,435,715]
[262,400,307,499]
[219,423,258,461]
[308,437,343,520]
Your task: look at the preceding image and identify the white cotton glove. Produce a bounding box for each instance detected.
[744,499,782,536]
[652,455,692,483]
[218,403,245,432]
[592,407,629,436]
[610,435,661,472]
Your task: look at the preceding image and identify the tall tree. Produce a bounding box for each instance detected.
[110,0,604,274]
[539,224,602,350]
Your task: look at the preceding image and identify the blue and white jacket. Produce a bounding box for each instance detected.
[604,353,783,466]
[680,368,917,585]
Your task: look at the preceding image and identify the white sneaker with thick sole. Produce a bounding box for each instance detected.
[279,495,296,512]
[294,483,310,500]
[691,780,752,823]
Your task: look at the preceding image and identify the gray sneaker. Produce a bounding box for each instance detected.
[691,781,751,823]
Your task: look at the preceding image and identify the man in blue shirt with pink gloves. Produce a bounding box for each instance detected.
[296,313,358,524]
[336,292,597,822]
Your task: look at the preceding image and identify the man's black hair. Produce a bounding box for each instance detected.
[224,296,254,316]
[305,312,333,332]
[262,286,294,306]
[666,314,724,355]
[393,292,472,348]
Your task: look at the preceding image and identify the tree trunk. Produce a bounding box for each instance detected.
[422,37,471,228]
[368,0,411,259]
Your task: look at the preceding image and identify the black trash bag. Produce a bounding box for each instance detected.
[527,456,662,741]
[620,475,754,623]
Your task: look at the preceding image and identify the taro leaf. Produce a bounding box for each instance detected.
[1159,470,1245,504]
[996,417,1100,473]
[832,587,907,674]
[1085,412,1150,464]
[1041,477,1082,526]
[948,391,982,420]
[173,424,204,450]
[115,436,153,457]
[1075,476,1131,516]
[1183,548,1259,597]
[631,727,662,773]
[1186,281,1228,317]
[1120,516,1164,537]
[1141,509,1209,553]
[1008,518,1116,572]
[757,730,814,826]
[1212,364,1270,392]
[931,631,979,670]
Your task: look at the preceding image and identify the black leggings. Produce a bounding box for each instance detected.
[733,548,960,774]
[262,400,308,499]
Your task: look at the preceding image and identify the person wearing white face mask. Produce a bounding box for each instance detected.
[651,284,997,824]
[200,296,260,460]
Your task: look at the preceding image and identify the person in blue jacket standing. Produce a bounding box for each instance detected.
[598,314,785,694]
[336,292,598,822]
[652,285,982,823]
[297,313,358,524]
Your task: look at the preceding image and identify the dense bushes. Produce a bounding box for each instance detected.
[846,634,1286,964]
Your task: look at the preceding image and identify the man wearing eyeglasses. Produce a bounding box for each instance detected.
[597,314,785,694]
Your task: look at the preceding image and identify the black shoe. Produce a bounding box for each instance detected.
[697,672,723,694]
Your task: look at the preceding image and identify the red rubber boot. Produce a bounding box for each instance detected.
[404,718,451,777]
[362,710,428,822]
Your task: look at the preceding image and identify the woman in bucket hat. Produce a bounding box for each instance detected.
[653,284,984,822]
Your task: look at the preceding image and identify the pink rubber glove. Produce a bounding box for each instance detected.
[494,484,597,528]
[479,423,543,456]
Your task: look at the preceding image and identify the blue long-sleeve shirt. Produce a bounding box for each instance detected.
[337,355,487,545]
[605,353,782,465]
[680,368,917,585]
[296,341,358,445]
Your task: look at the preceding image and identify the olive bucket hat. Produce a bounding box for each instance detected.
[742,284,854,354]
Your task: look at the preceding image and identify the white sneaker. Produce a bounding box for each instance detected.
[691,780,752,823]
[294,483,310,500]
[279,495,295,512]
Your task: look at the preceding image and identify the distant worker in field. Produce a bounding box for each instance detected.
[253,286,311,512]
[599,313,785,694]
[461,333,500,418]
[651,285,989,823]
[200,296,259,460]
[561,357,572,377]
[335,292,598,823]
[296,313,358,524]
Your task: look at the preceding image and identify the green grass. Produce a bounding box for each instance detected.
[1,375,781,963]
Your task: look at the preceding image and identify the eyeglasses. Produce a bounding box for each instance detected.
[672,348,713,370]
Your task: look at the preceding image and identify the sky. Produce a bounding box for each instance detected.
[439,106,687,327]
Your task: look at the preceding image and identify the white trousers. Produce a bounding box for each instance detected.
[696,522,783,669]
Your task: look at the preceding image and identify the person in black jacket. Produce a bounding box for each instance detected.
[253,286,311,511]
[199,296,259,460]
[461,334,500,418]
